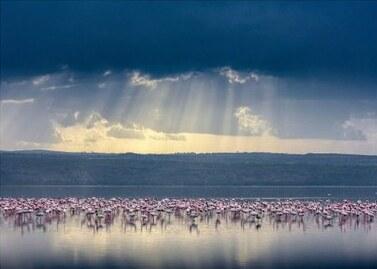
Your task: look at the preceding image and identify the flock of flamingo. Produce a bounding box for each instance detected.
[0,197,376,233]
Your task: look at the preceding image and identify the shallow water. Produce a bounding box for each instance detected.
[1,187,377,269]
[2,185,377,199]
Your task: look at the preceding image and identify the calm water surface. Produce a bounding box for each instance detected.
[1,186,376,269]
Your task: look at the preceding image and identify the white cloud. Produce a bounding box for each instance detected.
[129,71,191,90]
[52,112,187,152]
[234,106,272,136]
[0,98,35,105]
[85,112,109,129]
[219,67,259,84]
[103,70,112,77]
[342,115,377,141]
[40,84,75,91]
[130,71,158,89]
[342,120,366,140]
[107,124,145,139]
[32,75,50,85]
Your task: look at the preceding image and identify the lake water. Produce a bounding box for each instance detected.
[1,186,376,269]
[2,185,377,199]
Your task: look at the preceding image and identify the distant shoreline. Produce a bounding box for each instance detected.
[0,184,377,185]
[1,149,376,157]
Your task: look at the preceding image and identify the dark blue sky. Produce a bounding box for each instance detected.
[2,1,377,80]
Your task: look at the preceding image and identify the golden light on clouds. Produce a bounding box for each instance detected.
[49,112,377,154]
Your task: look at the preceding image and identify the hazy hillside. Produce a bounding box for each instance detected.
[1,151,376,185]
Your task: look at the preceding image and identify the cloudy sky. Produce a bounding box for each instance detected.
[1,1,376,154]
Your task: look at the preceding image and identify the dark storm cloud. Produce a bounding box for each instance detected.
[1,1,377,85]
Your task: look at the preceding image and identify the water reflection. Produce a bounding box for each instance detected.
[1,198,376,269]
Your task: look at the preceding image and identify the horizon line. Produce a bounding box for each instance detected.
[1,148,376,157]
